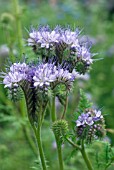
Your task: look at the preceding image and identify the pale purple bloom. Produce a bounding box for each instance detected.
[1,61,79,90]
[27,26,93,66]
[60,30,79,45]
[76,109,104,127]
[85,117,94,126]
[3,72,23,88]
[56,68,79,83]
[76,46,93,64]
[76,113,89,127]
[10,63,29,73]
[93,110,103,121]
[27,26,80,49]
[28,27,60,49]
[27,31,41,46]
[33,63,57,87]
[2,63,29,88]
[38,30,60,48]
[33,63,79,88]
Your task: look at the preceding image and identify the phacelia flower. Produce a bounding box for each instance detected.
[33,63,79,89]
[27,25,94,73]
[60,29,79,45]
[76,46,92,64]
[76,109,105,143]
[27,26,60,49]
[27,26,80,48]
[2,62,29,88]
[33,63,57,88]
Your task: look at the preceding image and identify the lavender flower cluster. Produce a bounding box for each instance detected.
[0,25,94,115]
[27,26,93,65]
[27,26,79,48]
[76,109,105,143]
[2,62,79,90]
[2,63,29,88]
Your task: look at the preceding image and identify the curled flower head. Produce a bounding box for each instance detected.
[33,63,58,88]
[27,26,80,51]
[27,26,60,49]
[33,62,79,89]
[76,109,106,143]
[2,62,29,88]
[10,62,29,73]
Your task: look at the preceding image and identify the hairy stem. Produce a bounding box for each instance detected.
[66,137,81,151]
[66,138,93,170]
[51,96,56,122]
[61,93,68,119]
[55,135,64,170]
[51,96,64,170]
[80,140,94,170]
[21,85,47,170]
[33,125,47,170]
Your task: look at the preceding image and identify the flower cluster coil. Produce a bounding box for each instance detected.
[76,109,106,143]
[27,26,93,65]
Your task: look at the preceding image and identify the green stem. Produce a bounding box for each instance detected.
[81,140,94,170]
[12,0,23,56]
[55,136,64,170]
[51,96,64,170]
[66,138,81,151]
[61,93,68,119]
[51,96,56,122]
[33,125,47,170]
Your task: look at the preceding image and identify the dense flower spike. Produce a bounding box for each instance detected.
[76,109,105,143]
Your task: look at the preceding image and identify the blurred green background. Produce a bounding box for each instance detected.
[0,0,114,169]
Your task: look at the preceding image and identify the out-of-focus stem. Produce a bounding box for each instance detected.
[12,0,23,56]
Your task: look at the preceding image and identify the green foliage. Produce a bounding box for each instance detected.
[88,141,114,170]
[95,142,114,170]
[78,89,92,113]
[75,61,90,74]
[73,89,92,122]
[30,160,42,170]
